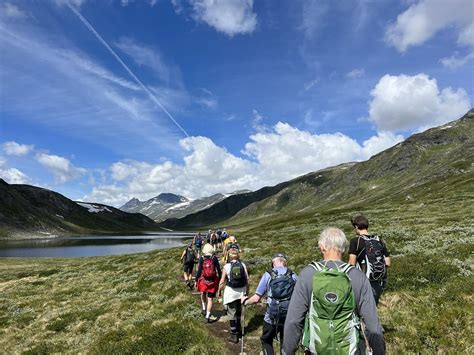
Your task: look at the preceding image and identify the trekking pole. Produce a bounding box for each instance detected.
[240,304,245,355]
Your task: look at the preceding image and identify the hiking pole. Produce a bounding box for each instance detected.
[240,304,245,355]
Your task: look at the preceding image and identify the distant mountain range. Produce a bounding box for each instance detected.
[160,109,474,229]
[120,190,251,222]
[2,110,472,237]
[0,180,158,237]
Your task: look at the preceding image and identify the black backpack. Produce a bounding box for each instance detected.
[361,235,386,281]
[185,248,195,264]
[267,269,296,325]
[227,261,247,288]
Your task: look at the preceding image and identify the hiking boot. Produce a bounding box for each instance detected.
[204,317,210,324]
[228,333,239,343]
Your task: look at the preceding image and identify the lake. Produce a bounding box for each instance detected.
[0,232,194,258]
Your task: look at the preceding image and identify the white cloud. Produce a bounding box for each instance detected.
[189,0,257,37]
[300,0,330,39]
[3,141,34,156]
[304,79,319,91]
[36,153,86,183]
[0,3,28,19]
[347,68,365,79]
[0,167,32,184]
[369,73,471,132]
[84,123,403,206]
[385,0,474,52]
[115,38,176,84]
[440,51,474,69]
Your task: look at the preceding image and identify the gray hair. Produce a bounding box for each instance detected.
[318,227,348,254]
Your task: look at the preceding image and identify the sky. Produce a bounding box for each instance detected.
[0,0,473,207]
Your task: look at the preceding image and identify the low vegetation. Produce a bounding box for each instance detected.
[1,194,472,354]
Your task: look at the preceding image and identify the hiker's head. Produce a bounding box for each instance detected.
[228,248,240,261]
[229,235,236,242]
[202,243,214,256]
[351,215,369,232]
[272,252,288,267]
[318,227,348,255]
[187,242,193,248]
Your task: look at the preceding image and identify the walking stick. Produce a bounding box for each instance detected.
[240,304,245,355]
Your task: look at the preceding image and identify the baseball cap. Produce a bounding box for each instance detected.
[272,252,287,260]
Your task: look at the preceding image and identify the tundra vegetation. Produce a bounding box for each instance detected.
[1,195,472,354]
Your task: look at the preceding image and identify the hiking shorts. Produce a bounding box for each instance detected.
[194,245,202,252]
[202,291,216,298]
[183,262,194,274]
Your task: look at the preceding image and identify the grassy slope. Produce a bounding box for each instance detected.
[1,192,472,354]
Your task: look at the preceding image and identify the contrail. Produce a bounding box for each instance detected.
[66,3,190,138]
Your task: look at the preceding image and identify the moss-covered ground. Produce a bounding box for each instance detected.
[1,196,473,354]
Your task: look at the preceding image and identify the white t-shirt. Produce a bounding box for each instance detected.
[223,261,248,305]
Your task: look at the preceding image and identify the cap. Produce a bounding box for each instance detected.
[272,252,287,261]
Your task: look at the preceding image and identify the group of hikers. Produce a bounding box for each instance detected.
[180,215,391,354]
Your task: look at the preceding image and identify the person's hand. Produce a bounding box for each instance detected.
[241,296,249,305]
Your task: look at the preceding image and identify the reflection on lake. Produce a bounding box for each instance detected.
[0,233,193,258]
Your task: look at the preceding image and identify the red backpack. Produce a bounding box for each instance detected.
[202,257,217,281]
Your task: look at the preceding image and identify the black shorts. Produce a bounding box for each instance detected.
[202,291,216,298]
[211,239,218,245]
[183,262,194,274]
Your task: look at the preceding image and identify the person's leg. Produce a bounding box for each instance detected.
[260,321,277,355]
[235,301,242,336]
[200,292,207,315]
[206,292,215,320]
[370,281,384,306]
[227,300,239,343]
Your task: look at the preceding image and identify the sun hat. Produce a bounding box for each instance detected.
[202,243,215,256]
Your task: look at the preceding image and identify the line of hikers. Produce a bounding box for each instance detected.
[180,215,391,354]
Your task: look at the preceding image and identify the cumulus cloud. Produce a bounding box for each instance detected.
[369,73,471,133]
[385,0,474,52]
[0,167,32,184]
[84,123,403,206]
[36,153,86,183]
[189,0,257,37]
[3,141,34,156]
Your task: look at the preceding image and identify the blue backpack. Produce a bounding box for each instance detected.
[267,269,296,325]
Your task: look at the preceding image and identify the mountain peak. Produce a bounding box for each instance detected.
[154,193,188,204]
[120,197,141,210]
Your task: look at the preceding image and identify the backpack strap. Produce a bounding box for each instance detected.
[309,261,324,271]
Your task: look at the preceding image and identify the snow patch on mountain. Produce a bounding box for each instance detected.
[78,202,112,213]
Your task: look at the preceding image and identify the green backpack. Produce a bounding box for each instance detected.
[302,262,360,354]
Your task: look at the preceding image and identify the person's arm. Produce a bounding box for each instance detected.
[218,267,228,295]
[244,263,249,295]
[382,239,391,267]
[195,257,203,279]
[282,267,313,355]
[214,256,222,279]
[243,271,269,305]
[384,256,391,267]
[180,249,186,261]
[348,237,359,266]
[352,271,386,354]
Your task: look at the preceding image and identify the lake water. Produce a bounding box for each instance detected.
[0,232,194,258]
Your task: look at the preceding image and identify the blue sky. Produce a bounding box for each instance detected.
[1,0,472,206]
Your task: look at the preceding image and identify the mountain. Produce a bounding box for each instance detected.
[120,190,251,222]
[0,181,159,237]
[160,109,474,229]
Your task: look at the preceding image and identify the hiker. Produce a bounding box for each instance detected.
[196,243,221,323]
[348,215,391,306]
[282,227,385,355]
[222,235,241,263]
[180,243,197,289]
[219,248,249,343]
[210,231,218,249]
[216,228,223,250]
[193,232,204,257]
[242,252,297,355]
